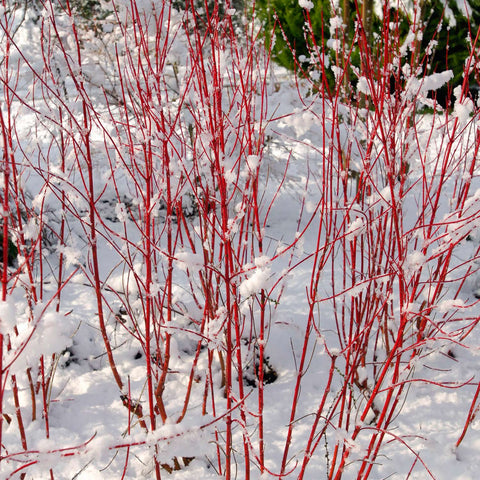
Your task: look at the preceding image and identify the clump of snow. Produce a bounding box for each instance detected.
[437,298,465,313]
[330,15,344,29]
[0,299,16,335]
[403,70,453,103]
[23,217,41,240]
[444,5,456,27]
[356,366,368,385]
[298,0,314,10]
[205,307,227,345]
[453,85,474,123]
[239,266,272,297]
[254,255,271,268]
[330,65,344,80]
[406,250,426,272]
[455,0,472,18]
[400,29,422,57]
[6,305,75,374]
[57,243,83,268]
[246,154,260,171]
[344,281,369,299]
[346,216,366,239]
[175,251,205,273]
[423,70,454,92]
[356,76,370,96]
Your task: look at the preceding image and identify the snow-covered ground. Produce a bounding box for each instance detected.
[2,2,480,479]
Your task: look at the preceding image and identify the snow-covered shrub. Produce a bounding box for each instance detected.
[2,1,480,479]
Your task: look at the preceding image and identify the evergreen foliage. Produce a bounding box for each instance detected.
[256,0,480,103]
[27,0,110,27]
[421,0,480,104]
[256,0,329,72]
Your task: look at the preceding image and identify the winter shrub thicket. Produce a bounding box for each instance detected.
[3,1,480,478]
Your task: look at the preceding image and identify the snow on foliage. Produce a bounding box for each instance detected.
[298,0,314,10]
[239,265,272,297]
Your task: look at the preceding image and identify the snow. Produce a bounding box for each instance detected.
[345,216,366,239]
[423,70,455,92]
[454,85,475,123]
[239,266,272,297]
[437,298,465,313]
[455,0,473,18]
[246,154,260,172]
[0,299,16,335]
[2,2,480,480]
[298,0,314,10]
[356,76,370,96]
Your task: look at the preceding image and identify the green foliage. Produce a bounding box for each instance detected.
[67,0,106,20]
[421,0,480,103]
[256,0,480,103]
[255,0,330,71]
[26,0,111,26]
